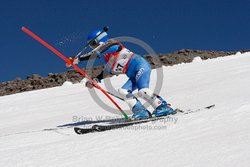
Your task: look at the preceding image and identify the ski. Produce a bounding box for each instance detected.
[74,104,215,135]
[74,115,169,134]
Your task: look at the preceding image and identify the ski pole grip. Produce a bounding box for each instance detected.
[103,26,109,32]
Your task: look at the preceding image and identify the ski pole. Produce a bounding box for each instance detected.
[75,26,109,59]
[106,91,124,101]
[105,90,139,102]
[22,26,129,120]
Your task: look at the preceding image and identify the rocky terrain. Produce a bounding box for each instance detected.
[0,49,247,96]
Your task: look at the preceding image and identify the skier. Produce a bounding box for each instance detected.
[66,29,176,119]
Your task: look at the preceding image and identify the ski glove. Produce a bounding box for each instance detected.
[66,56,80,67]
[85,78,100,89]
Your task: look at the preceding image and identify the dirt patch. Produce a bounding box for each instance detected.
[0,49,247,96]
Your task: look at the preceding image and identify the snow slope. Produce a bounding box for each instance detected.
[0,52,250,167]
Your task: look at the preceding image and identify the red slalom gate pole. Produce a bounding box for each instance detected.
[22,26,129,120]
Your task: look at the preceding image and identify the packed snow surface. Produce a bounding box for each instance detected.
[0,52,250,167]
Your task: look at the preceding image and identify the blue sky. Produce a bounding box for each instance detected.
[0,0,249,82]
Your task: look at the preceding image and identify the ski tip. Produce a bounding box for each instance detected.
[205,104,215,109]
[74,127,82,135]
[74,127,94,135]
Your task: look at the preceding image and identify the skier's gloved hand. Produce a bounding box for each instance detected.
[85,78,100,89]
[66,56,80,67]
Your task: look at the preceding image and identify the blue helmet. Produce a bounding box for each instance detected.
[87,30,108,45]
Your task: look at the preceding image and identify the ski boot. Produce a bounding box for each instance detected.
[152,96,176,117]
[131,101,151,120]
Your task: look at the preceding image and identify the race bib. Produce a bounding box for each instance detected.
[111,48,133,73]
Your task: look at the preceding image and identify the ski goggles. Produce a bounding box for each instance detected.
[89,39,99,48]
[88,32,108,48]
